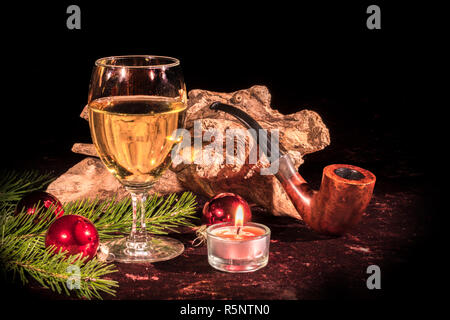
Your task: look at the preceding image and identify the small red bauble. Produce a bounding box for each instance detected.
[15,191,64,220]
[202,193,252,225]
[45,215,99,260]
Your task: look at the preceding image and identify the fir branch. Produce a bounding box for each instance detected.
[0,170,54,203]
[0,170,119,300]
[1,236,118,299]
[0,206,118,299]
[0,169,199,299]
[63,192,198,240]
[1,204,59,242]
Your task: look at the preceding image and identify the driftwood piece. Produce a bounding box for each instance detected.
[47,157,183,203]
[47,157,128,203]
[56,85,330,219]
[71,143,97,157]
[172,85,330,219]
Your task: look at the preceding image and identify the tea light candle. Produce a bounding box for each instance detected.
[206,205,270,273]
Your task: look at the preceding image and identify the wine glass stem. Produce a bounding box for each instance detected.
[129,191,148,241]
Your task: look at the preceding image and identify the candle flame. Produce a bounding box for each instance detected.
[234,205,244,228]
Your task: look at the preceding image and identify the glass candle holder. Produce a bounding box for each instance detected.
[206,222,270,273]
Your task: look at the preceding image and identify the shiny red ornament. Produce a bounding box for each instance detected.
[15,191,64,221]
[202,193,252,225]
[45,215,99,260]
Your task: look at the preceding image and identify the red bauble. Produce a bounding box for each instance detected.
[45,215,99,260]
[15,191,64,220]
[202,193,252,225]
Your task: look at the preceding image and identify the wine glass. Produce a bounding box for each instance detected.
[87,55,187,263]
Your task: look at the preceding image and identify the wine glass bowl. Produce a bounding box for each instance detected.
[87,55,187,263]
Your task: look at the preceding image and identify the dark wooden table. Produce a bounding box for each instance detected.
[100,184,427,300]
[1,103,437,302]
[2,146,433,301]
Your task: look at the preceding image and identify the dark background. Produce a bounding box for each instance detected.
[1,0,440,308]
[2,1,423,168]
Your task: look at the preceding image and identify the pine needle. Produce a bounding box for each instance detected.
[1,237,119,299]
[0,170,54,203]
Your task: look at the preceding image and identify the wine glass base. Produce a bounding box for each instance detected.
[104,236,184,263]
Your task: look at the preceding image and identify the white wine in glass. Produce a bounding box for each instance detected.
[87,56,187,263]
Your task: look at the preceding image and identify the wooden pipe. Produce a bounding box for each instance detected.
[210,102,376,235]
[275,155,376,235]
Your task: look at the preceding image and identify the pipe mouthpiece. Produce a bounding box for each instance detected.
[209,102,285,158]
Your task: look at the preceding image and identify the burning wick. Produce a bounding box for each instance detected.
[235,205,244,237]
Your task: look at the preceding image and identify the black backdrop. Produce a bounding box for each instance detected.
[2,1,441,308]
[2,1,422,170]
